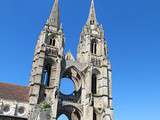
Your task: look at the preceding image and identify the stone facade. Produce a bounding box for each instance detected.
[0,0,113,120]
[29,0,113,119]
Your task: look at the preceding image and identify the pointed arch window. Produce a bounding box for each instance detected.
[49,38,56,46]
[43,65,51,87]
[93,111,97,120]
[91,39,97,54]
[90,20,95,25]
[57,114,69,120]
[92,74,97,94]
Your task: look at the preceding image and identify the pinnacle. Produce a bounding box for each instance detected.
[47,0,60,29]
[87,0,97,25]
[65,51,75,61]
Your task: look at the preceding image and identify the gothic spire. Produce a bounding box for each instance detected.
[47,0,60,29]
[87,0,97,25]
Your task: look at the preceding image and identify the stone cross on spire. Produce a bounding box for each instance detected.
[47,0,60,29]
[87,0,97,25]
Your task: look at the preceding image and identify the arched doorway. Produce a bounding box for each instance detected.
[57,105,81,120]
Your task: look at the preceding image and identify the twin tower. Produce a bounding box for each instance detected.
[28,0,113,120]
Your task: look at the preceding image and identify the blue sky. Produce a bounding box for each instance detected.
[0,0,160,120]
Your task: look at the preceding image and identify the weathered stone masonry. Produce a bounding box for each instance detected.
[0,0,113,120]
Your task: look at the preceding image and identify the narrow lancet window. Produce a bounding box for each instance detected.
[90,20,95,25]
[52,39,55,46]
[49,39,52,45]
[92,74,97,94]
[49,38,56,46]
[93,111,97,120]
[91,40,97,54]
[43,65,51,87]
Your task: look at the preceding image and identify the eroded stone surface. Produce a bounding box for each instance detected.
[0,0,113,120]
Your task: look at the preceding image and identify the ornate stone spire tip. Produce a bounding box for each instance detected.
[47,0,60,29]
[87,0,97,25]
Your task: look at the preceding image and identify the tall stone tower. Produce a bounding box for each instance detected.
[29,0,113,120]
